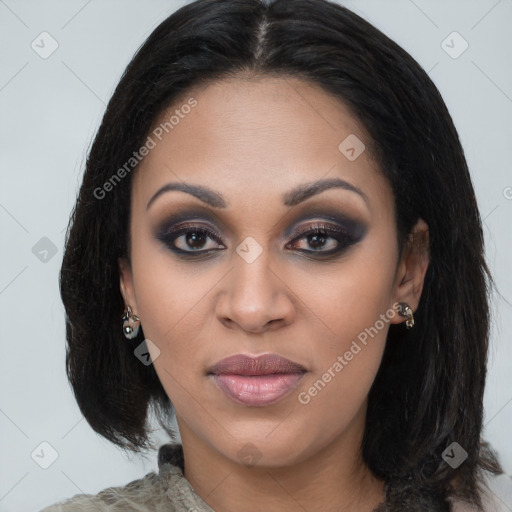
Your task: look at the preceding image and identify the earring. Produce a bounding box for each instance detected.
[122,305,141,339]
[398,302,414,329]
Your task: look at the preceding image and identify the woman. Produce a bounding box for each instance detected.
[41,0,509,510]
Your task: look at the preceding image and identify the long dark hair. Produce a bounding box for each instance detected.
[60,0,502,509]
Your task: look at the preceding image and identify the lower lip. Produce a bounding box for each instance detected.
[211,373,305,406]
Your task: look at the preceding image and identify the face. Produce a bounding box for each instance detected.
[119,76,429,469]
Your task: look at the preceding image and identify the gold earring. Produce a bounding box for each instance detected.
[398,302,414,329]
[122,305,141,339]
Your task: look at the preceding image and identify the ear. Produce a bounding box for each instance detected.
[118,257,138,314]
[389,218,430,326]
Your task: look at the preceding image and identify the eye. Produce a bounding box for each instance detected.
[285,222,358,255]
[156,217,364,259]
[157,224,225,255]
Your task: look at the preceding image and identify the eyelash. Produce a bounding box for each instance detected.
[286,223,356,255]
[157,221,358,259]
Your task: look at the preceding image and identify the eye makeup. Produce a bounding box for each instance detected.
[153,207,367,260]
[285,221,364,258]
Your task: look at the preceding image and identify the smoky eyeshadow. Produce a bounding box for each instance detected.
[153,207,225,236]
[284,207,368,242]
[153,205,368,244]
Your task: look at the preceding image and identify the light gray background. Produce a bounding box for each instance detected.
[1,1,511,511]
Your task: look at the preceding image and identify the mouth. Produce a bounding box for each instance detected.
[207,354,307,407]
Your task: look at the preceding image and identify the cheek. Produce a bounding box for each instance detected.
[131,261,213,414]
[133,272,214,366]
[291,232,397,414]
[292,286,393,456]
[130,220,213,333]
[128,234,213,375]
[290,231,397,348]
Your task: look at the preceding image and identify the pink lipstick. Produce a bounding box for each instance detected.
[207,354,306,406]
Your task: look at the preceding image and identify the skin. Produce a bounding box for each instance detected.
[119,75,430,512]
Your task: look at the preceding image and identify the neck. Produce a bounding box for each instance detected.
[178,410,385,512]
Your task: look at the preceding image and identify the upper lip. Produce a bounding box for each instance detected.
[208,354,306,376]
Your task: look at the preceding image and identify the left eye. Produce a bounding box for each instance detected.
[286,225,354,254]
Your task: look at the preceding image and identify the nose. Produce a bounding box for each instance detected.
[215,247,296,334]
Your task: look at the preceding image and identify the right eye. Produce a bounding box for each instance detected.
[157,224,226,256]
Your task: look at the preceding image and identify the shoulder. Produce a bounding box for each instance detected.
[39,469,165,511]
[451,472,512,512]
[39,444,214,512]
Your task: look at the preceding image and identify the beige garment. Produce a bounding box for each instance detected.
[39,444,214,512]
[40,443,512,512]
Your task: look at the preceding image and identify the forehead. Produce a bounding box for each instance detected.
[133,75,389,214]
[146,74,371,160]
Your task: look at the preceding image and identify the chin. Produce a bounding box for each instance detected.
[213,424,320,469]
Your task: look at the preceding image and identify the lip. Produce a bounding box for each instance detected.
[208,354,306,407]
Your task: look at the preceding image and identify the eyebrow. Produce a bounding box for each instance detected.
[146,178,368,210]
